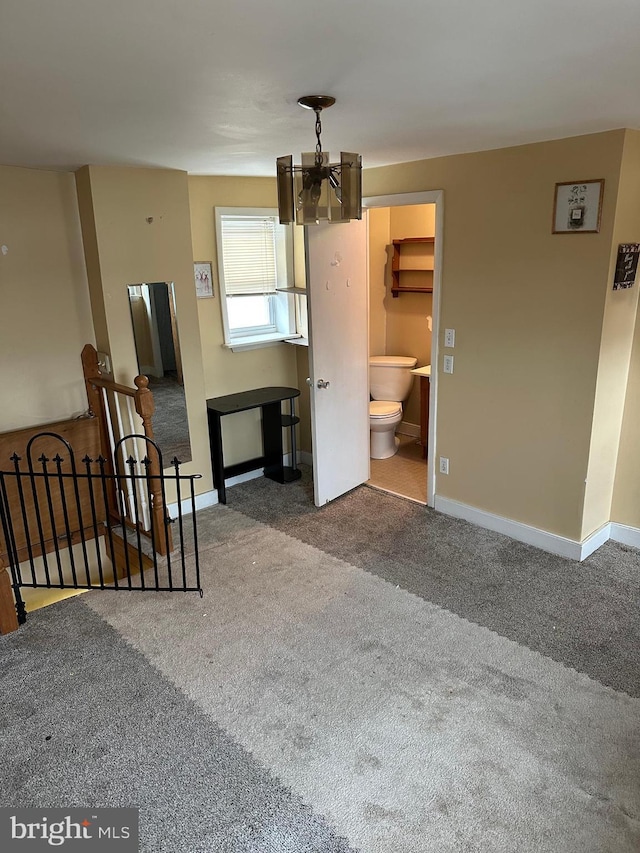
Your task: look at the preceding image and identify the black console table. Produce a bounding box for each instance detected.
[206,386,301,504]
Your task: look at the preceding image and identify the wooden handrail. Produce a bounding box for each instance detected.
[85,376,138,397]
[80,344,172,556]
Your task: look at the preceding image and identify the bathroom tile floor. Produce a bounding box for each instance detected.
[368,433,427,504]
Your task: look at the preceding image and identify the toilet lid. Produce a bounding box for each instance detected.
[370,401,401,417]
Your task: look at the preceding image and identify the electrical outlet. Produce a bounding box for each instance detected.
[443,354,454,374]
[444,328,455,347]
[439,456,450,475]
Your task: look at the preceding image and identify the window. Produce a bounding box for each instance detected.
[215,207,300,350]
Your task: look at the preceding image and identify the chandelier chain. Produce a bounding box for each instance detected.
[314,108,323,165]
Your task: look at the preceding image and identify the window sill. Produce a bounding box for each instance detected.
[224,333,302,352]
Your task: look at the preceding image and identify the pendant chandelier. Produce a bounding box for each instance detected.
[277,95,362,225]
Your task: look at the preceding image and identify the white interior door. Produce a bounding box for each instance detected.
[306,218,369,506]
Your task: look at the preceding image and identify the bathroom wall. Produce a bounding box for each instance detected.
[387,205,435,426]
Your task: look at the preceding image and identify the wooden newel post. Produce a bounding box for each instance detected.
[81,344,118,524]
[0,557,19,634]
[81,344,102,418]
[134,376,173,556]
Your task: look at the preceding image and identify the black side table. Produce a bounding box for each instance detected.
[206,386,301,504]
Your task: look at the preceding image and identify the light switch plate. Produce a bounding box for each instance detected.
[96,352,112,374]
[444,328,455,347]
[443,355,454,374]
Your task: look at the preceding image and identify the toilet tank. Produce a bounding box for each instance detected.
[369,355,418,401]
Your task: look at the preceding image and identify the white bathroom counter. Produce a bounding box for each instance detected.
[411,365,431,377]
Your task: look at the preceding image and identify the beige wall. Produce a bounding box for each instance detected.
[387,205,434,425]
[582,131,640,536]
[75,166,107,354]
[129,294,155,369]
[364,130,625,540]
[0,165,94,432]
[76,166,211,492]
[610,132,640,529]
[368,207,390,358]
[187,176,298,465]
[295,345,312,454]
[4,128,639,541]
[612,306,640,527]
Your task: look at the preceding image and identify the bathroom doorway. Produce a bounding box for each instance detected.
[363,192,443,506]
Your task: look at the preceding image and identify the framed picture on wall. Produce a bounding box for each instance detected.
[552,179,604,234]
[194,261,214,298]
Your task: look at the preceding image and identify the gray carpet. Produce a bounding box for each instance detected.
[148,375,191,464]
[2,476,639,852]
[0,597,354,853]
[228,468,640,697]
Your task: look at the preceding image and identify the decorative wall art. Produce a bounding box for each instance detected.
[613,243,640,290]
[552,179,604,234]
[194,262,214,298]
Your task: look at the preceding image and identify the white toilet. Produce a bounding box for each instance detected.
[369,355,418,459]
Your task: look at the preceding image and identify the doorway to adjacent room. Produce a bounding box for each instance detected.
[363,191,443,506]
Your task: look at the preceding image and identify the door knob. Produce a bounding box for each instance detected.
[316,379,330,389]
[306,377,313,387]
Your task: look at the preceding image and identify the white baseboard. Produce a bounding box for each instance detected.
[398,421,420,438]
[578,523,611,560]
[167,453,313,516]
[609,522,640,549]
[170,474,639,561]
[168,488,218,516]
[434,495,607,561]
[167,468,265,515]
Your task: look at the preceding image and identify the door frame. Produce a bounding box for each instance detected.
[362,190,444,508]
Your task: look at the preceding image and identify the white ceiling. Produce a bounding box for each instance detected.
[2,0,639,176]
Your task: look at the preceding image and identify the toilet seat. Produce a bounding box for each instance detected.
[369,401,402,418]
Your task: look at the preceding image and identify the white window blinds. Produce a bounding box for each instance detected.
[219,215,278,296]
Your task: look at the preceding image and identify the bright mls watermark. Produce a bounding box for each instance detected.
[1,809,138,850]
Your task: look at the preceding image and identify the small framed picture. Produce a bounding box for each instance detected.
[552,179,604,234]
[613,243,640,290]
[194,261,214,298]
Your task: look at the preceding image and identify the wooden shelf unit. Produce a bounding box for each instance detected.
[391,236,435,297]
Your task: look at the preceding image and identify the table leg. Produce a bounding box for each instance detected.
[207,410,226,504]
[262,401,285,483]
